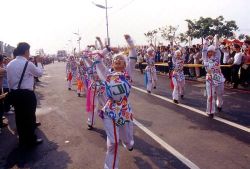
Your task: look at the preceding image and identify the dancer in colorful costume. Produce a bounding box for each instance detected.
[202,35,225,118]
[76,59,87,97]
[144,47,157,93]
[94,34,137,169]
[171,49,185,104]
[66,56,78,90]
[82,42,108,130]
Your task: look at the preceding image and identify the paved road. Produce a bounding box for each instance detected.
[0,62,249,169]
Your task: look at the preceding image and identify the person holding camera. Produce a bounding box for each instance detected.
[7,42,43,147]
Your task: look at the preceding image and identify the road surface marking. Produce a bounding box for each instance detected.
[134,119,200,169]
[132,86,250,133]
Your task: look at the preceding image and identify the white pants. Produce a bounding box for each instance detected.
[194,60,200,77]
[68,80,72,89]
[206,81,224,114]
[146,71,157,92]
[172,77,185,100]
[77,88,84,95]
[87,95,106,126]
[103,116,134,169]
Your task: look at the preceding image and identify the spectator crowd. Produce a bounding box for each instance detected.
[136,39,250,89]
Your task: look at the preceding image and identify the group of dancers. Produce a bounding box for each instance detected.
[65,34,225,168]
[144,35,225,118]
[66,35,136,169]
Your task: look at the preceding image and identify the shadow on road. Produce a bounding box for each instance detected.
[88,125,188,169]
[0,110,71,169]
[2,128,72,169]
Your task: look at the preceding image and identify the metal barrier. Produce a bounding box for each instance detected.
[141,62,250,68]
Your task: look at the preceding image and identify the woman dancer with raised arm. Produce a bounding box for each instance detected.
[82,49,107,130]
[94,34,137,169]
[171,49,185,104]
[202,35,225,118]
[144,46,157,93]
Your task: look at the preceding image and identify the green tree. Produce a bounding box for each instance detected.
[238,34,245,40]
[144,29,158,44]
[185,16,238,40]
[158,25,178,43]
[176,33,189,44]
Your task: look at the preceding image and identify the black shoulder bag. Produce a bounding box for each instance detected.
[17,61,29,89]
[6,61,29,104]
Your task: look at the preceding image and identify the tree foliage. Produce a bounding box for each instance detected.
[144,16,239,45]
[144,29,158,44]
[185,16,238,39]
[157,25,189,45]
[158,25,178,43]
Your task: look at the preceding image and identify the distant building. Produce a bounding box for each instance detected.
[0,41,15,57]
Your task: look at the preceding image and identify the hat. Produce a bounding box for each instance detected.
[174,50,181,56]
[220,45,225,49]
[112,53,127,65]
[207,45,216,52]
[146,47,154,53]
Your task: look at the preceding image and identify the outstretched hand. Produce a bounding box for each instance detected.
[0,92,8,100]
[206,35,214,40]
[110,47,120,53]
[124,34,130,40]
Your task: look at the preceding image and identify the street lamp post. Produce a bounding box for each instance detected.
[93,0,111,46]
[73,29,81,55]
[105,0,110,46]
[68,40,74,55]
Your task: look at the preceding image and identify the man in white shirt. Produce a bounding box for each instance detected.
[231,44,243,88]
[7,42,43,147]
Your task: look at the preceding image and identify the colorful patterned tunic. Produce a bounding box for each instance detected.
[205,57,225,86]
[172,58,185,81]
[103,72,133,126]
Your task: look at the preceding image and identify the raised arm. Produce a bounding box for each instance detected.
[93,47,110,81]
[214,35,222,62]
[96,37,104,49]
[124,35,137,81]
[202,36,210,64]
[82,52,94,68]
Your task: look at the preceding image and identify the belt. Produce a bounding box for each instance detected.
[11,89,33,92]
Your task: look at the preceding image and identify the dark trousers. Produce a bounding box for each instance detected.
[221,65,232,82]
[0,91,4,128]
[138,62,143,74]
[231,65,241,87]
[3,88,11,112]
[11,89,37,145]
[240,65,250,85]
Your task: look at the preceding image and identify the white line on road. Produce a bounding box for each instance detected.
[133,119,200,169]
[132,86,250,133]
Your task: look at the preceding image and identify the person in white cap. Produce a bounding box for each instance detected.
[66,56,77,90]
[202,35,225,118]
[144,46,157,93]
[82,50,107,130]
[171,49,185,104]
[94,34,136,169]
[76,59,87,97]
